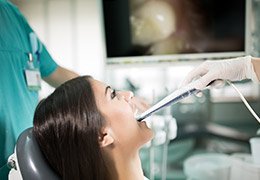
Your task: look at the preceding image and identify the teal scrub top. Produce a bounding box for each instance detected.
[0,1,58,178]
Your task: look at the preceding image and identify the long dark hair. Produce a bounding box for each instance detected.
[33,76,108,180]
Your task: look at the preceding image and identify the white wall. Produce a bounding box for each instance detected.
[12,0,106,97]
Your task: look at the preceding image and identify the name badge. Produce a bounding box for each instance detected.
[24,69,41,91]
[24,53,41,91]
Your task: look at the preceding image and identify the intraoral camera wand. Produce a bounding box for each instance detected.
[136,80,260,124]
[135,87,201,121]
[135,80,218,122]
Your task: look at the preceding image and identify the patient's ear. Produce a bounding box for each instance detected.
[99,127,114,147]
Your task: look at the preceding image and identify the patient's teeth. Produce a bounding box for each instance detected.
[131,0,176,46]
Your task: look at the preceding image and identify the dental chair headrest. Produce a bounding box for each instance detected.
[16,127,60,180]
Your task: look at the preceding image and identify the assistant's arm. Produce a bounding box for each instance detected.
[43,66,79,88]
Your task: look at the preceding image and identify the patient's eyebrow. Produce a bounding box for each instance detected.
[105,86,111,96]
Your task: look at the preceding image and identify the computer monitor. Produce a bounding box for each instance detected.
[102,0,250,64]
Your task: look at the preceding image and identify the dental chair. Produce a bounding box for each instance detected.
[8,127,60,180]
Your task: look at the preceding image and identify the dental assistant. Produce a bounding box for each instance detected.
[181,56,260,90]
[0,1,79,179]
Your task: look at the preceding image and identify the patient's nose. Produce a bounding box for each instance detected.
[118,91,134,102]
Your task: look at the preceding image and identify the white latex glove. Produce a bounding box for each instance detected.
[180,55,259,90]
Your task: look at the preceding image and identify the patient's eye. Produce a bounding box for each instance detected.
[111,89,117,99]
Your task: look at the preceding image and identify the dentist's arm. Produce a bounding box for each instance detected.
[180,56,260,90]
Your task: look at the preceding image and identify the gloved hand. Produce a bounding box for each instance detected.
[180,55,259,90]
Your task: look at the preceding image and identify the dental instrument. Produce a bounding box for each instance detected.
[136,80,260,124]
[136,85,201,121]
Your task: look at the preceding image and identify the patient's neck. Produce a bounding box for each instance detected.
[103,146,144,180]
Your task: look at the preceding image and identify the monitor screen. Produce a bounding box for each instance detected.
[102,0,248,64]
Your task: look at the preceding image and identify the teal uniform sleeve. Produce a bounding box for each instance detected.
[8,1,58,78]
[38,44,58,78]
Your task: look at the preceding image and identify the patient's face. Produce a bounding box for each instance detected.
[90,79,153,150]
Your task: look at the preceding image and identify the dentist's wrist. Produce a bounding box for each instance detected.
[250,56,260,82]
[239,55,258,82]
